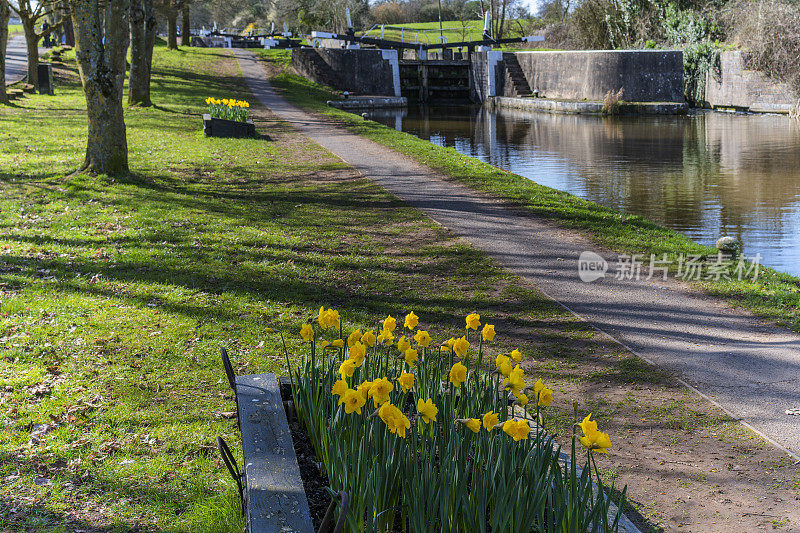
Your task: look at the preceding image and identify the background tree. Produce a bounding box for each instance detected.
[129,0,156,106]
[156,0,190,49]
[181,2,190,45]
[69,0,131,174]
[0,0,8,104]
[7,0,66,88]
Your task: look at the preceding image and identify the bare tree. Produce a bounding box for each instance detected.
[70,0,131,174]
[129,0,156,106]
[7,0,66,89]
[0,0,8,104]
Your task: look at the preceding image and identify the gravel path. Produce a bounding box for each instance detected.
[234,49,800,460]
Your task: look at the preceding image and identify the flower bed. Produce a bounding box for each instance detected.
[285,308,627,532]
[203,97,255,138]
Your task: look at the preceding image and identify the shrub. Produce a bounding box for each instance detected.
[603,88,625,113]
[287,308,627,532]
[725,0,800,110]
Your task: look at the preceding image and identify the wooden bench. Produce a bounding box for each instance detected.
[236,373,314,533]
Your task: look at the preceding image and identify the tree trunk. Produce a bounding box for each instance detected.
[181,3,190,47]
[71,0,131,175]
[0,1,8,104]
[22,20,39,89]
[167,8,178,49]
[63,16,75,47]
[129,0,156,106]
[498,0,507,40]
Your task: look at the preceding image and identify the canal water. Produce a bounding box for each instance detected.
[365,105,800,276]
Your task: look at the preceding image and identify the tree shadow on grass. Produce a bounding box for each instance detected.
[0,494,140,532]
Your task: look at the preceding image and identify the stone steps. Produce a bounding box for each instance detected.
[503,54,532,97]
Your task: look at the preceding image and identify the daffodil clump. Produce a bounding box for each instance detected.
[286,307,626,532]
[205,97,250,123]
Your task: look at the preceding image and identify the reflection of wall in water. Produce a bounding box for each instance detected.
[489,108,712,229]
[484,109,800,235]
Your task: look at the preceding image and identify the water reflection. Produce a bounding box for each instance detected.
[366,106,800,276]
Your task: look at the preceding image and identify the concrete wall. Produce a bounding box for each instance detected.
[705,51,795,113]
[469,51,504,103]
[509,50,685,102]
[291,48,401,97]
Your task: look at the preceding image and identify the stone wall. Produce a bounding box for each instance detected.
[509,50,685,102]
[705,51,795,113]
[291,48,401,97]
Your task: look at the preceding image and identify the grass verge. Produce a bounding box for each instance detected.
[258,48,800,334]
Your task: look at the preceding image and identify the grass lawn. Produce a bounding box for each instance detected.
[357,19,550,51]
[259,49,800,334]
[8,24,23,36]
[2,42,799,532]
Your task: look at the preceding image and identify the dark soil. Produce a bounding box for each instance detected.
[282,389,330,530]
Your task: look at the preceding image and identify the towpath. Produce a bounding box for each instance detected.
[5,35,29,85]
[234,49,800,459]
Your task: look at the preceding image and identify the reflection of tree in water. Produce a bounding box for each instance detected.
[369,105,800,271]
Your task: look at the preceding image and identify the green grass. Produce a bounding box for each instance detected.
[258,49,800,333]
[0,42,598,531]
[8,24,23,36]
[358,19,532,43]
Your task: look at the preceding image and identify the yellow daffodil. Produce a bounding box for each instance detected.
[317,306,340,330]
[465,418,481,433]
[397,372,415,393]
[495,354,512,376]
[404,311,419,330]
[441,337,455,352]
[482,324,496,341]
[413,329,432,347]
[383,315,397,333]
[319,340,330,350]
[449,362,467,387]
[349,342,366,366]
[502,419,531,441]
[361,330,376,347]
[404,348,419,367]
[453,336,470,358]
[339,359,357,379]
[533,378,553,407]
[397,336,411,353]
[503,365,525,395]
[331,379,348,398]
[347,328,362,347]
[330,339,344,348]
[482,411,499,431]
[466,312,481,330]
[416,398,438,423]
[369,377,393,406]
[342,388,366,414]
[357,380,373,400]
[510,348,522,362]
[379,402,410,437]
[516,393,529,406]
[579,413,611,453]
[376,329,394,345]
[300,323,314,341]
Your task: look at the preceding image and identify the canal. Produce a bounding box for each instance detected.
[365,105,800,276]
